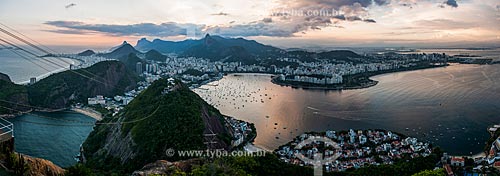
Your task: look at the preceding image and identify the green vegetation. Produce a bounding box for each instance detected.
[78,145,442,176]
[83,78,228,174]
[145,49,168,62]
[0,61,138,114]
[123,79,207,158]
[4,153,30,176]
[0,80,24,99]
[65,164,95,176]
[181,154,312,176]
[120,53,143,73]
[331,148,442,176]
[182,69,204,76]
[411,169,446,176]
[0,79,28,114]
[0,168,12,176]
[28,61,138,109]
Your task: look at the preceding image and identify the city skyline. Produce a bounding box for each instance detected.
[0,0,498,49]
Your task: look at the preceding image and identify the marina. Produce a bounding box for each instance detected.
[195,64,500,155]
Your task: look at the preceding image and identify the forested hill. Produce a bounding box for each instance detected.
[82,78,230,174]
[28,61,139,109]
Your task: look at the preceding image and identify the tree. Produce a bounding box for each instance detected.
[411,169,445,176]
[7,153,30,176]
[65,164,95,176]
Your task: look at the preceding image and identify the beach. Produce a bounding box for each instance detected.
[70,107,102,121]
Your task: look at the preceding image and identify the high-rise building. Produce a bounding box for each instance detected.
[136,62,143,74]
[145,64,150,73]
[29,77,36,85]
[270,65,277,73]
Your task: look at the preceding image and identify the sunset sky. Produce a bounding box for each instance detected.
[0,0,498,49]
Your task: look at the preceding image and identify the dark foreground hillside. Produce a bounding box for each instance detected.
[82,78,230,174]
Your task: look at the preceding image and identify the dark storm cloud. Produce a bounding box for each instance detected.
[44,21,204,37]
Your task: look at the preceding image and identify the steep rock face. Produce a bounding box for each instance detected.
[100,121,136,163]
[83,79,230,173]
[27,61,138,109]
[0,73,29,115]
[22,154,65,176]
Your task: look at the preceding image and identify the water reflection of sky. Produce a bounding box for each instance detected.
[195,64,500,155]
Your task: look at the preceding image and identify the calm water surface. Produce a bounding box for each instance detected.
[10,111,95,167]
[0,49,78,84]
[195,64,500,155]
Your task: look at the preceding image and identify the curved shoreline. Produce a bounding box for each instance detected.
[271,77,379,90]
[270,64,447,90]
[1,107,102,121]
[70,107,103,121]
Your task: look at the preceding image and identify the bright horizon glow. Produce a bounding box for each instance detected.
[0,0,498,50]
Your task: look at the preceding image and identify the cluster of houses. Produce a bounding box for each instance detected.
[278,74,343,85]
[64,49,450,89]
[86,78,159,116]
[441,124,500,175]
[276,129,432,172]
[224,116,254,148]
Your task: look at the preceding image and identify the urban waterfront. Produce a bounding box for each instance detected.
[195,64,500,155]
[9,111,95,167]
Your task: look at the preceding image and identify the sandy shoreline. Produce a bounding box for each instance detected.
[70,107,102,121]
[244,143,270,153]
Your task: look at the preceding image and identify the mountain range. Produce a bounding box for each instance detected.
[92,34,365,65]
[135,34,284,64]
[98,41,140,59]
